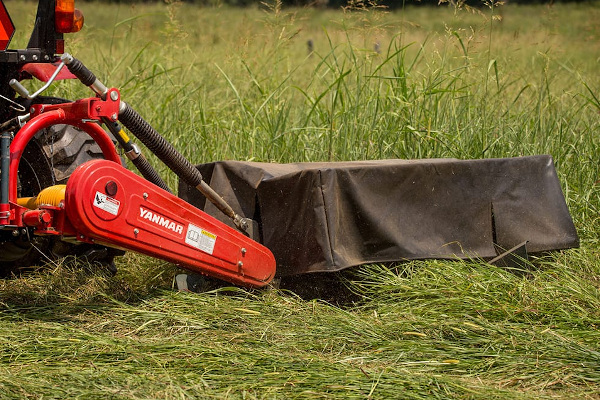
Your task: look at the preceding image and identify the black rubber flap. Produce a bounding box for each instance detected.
[179,156,579,276]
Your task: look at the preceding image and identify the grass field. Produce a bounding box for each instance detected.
[2,0,600,398]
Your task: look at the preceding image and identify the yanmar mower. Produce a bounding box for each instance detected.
[0,0,579,287]
[0,0,275,287]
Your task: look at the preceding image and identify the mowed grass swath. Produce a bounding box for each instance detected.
[1,1,600,399]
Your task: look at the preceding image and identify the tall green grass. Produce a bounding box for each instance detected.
[2,1,599,398]
[26,0,593,238]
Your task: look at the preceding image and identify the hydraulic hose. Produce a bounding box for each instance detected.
[102,119,172,194]
[62,54,108,99]
[63,54,255,235]
[65,56,171,194]
[119,103,204,189]
[118,102,253,233]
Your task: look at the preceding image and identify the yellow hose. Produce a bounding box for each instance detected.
[17,185,66,209]
[16,197,38,209]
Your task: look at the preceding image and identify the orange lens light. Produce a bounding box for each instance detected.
[71,9,84,32]
[55,0,76,33]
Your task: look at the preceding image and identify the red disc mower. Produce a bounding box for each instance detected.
[0,0,275,287]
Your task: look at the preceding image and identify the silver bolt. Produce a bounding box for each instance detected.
[133,228,139,237]
[12,230,19,237]
[30,107,36,114]
[237,261,243,268]
[19,55,26,61]
[32,55,38,61]
[241,248,247,256]
[111,113,118,121]
[110,91,119,101]
[44,55,50,61]
[143,193,148,200]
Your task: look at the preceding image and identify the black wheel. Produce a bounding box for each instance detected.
[0,123,123,274]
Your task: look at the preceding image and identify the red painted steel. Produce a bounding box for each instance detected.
[9,108,121,204]
[65,159,276,288]
[22,209,52,226]
[0,1,14,51]
[0,203,10,225]
[20,63,77,82]
[5,89,275,288]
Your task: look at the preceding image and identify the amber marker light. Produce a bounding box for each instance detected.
[55,0,84,33]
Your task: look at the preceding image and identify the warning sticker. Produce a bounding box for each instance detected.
[93,192,120,216]
[185,223,217,255]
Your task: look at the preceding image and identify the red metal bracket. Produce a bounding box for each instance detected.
[28,88,121,121]
[4,91,122,226]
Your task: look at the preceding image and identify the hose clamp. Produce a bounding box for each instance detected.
[125,143,141,161]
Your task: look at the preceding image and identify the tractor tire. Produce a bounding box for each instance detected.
[0,123,123,275]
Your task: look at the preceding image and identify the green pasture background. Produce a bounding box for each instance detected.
[1,0,599,398]
[74,0,596,9]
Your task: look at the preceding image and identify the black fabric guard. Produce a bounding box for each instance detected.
[178,156,579,276]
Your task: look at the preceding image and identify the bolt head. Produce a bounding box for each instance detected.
[110,91,119,101]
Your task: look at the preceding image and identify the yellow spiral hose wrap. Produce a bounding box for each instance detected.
[17,185,67,209]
